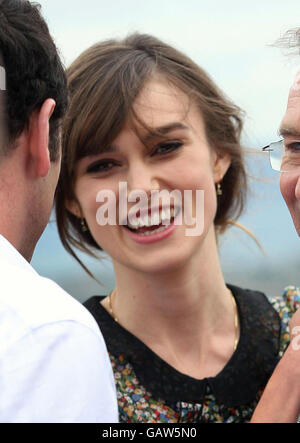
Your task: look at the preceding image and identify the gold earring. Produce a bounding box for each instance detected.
[216,183,223,196]
[81,218,88,232]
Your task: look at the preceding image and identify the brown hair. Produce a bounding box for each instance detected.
[55,33,247,274]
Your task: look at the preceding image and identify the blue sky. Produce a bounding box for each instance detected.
[31,0,300,301]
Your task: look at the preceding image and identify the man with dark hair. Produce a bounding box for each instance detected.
[0,0,117,422]
[251,28,300,423]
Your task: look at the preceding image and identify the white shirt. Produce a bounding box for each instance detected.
[0,235,118,423]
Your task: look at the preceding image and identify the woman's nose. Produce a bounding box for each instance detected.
[126,162,160,196]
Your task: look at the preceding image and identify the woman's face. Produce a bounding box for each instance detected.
[70,77,230,274]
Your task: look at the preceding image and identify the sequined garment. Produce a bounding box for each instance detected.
[84,285,300,423]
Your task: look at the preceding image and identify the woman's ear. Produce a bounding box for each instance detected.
[65,199,82,218]
[212,150,231,183]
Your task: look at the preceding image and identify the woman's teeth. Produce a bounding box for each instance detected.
[135,224,171,236]
[126,207,177,234]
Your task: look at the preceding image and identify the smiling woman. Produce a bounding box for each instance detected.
[55,33,299,423]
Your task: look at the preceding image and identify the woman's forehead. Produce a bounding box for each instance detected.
[72,76,205,166]
[133,77,191,121]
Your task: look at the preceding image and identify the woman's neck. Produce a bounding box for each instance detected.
[103,227,237,378]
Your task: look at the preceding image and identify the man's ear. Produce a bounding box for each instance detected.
[212,150,231,183]
[28,98,56,178]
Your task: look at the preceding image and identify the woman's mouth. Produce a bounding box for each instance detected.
[123,207,181,244]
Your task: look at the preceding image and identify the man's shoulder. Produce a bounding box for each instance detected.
[0,263,118,422]
[0,261,100,341]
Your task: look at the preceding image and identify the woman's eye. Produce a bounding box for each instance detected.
[152,141,183,156]
[86,160,115,174]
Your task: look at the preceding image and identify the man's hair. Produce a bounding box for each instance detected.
[0,0,68,160]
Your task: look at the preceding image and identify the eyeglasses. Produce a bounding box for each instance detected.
[262,139,300,172]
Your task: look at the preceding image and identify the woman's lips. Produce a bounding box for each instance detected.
[123,210,181,245]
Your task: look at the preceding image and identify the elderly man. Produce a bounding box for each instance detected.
[251,31,300,422]
[0,0,117,422]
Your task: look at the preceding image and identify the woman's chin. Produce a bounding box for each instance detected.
[127,248,193,276]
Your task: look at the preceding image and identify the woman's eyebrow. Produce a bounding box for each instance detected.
[99,145,119,154]
[142,122,190,143]
[97,123,190,155]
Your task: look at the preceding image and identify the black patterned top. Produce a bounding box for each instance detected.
[84,284,300,423]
